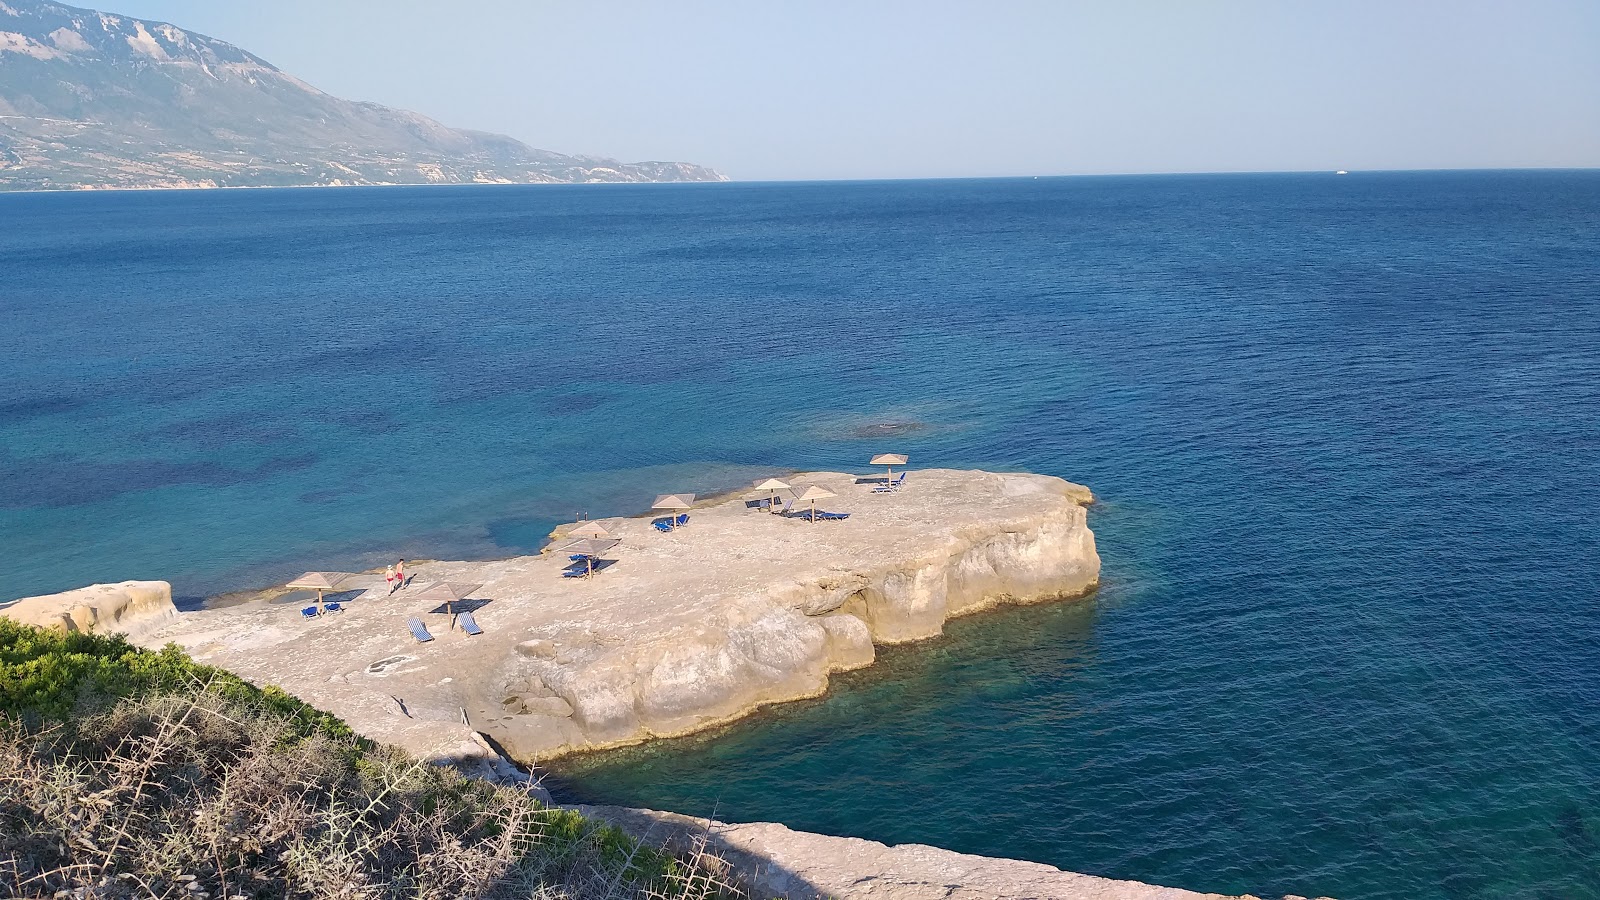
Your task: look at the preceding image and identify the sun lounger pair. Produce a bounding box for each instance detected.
[302,603,345,618]
[780,509,850,521]
[407,613,482,643]
[872,472,908,493]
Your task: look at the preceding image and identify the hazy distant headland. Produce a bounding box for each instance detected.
[0,0,728,191]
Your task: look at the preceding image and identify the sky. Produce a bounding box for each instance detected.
[109,0,1600,181]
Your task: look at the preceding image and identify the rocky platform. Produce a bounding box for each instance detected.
[0,580,176,640]
[130,468,1099,764]
[581,806,1326,900]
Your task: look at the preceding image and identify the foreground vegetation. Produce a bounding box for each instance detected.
[0,620,740,899]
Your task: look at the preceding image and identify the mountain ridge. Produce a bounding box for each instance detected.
[0,0,728,190]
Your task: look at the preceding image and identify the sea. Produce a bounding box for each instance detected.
[2,172,1597,900]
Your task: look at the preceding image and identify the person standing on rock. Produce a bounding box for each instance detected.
[395,559,407,590]
[384,564,396,593]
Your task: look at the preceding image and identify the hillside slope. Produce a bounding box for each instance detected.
[0,0,728,189]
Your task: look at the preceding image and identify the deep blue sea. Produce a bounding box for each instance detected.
[3,173,1599,899]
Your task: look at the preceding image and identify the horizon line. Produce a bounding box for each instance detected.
[2,165,1597,197]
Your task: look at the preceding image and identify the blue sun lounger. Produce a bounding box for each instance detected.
[324,602,343,613]
[676,513,690,526]
[653,519,674,533]
[562,567,588,578]
[407,617,433,643]
[458,611,483,636]
[873,472,908,493]
[301,605,319,618]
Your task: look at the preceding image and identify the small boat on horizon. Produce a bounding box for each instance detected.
[1336,170,1349,175]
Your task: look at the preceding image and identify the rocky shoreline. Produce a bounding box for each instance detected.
[109,468,1099,764]
[3,469,1325,898]
[579,806,1328,900]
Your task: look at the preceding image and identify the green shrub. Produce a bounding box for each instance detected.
[0,621,742,899]
[0,618,359,746]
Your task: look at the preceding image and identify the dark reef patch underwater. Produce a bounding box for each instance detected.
[3,172,1599,899]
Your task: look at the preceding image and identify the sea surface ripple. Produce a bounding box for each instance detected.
[3,173,1598,899]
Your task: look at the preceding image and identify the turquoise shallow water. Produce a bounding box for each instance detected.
[3,173,1599,899]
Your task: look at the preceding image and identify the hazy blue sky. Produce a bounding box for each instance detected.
[113,0,1600,180]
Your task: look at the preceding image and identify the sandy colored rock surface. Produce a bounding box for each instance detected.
[579,805,1296,900]
[2,580,177,640]
[134,469,1099,763]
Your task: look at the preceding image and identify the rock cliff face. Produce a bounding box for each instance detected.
[492,476,1098,760]
[2,580,176,639]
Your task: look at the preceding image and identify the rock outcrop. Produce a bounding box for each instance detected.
[2,580,177,639]
[579,806,1312,900]
[135,469,1098,763]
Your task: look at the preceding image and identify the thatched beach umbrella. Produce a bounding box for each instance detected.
[564,520,615,540]
[408,581,483,622]
[287,571,355,612]
[752,477,791,512]
[652,493,696,528]
[554,537,622,577]
[871,453,908,484]
[791,485,837,523]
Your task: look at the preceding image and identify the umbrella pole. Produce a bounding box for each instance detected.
[317,589,324,614]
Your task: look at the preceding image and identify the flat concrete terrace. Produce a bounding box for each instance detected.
[136,468,1100,764]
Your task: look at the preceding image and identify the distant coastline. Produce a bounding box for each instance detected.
[0,177,737,196]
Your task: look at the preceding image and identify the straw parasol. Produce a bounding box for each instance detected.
[408,581,483,622]
[554,537,622,577]
[652,493,696,527]
[752,477,791,512]
[564,520,615,540]
[870,453,908,484]
[287,571,355,612]
[791,485,837,523]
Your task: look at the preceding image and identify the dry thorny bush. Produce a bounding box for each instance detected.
[0,688,742,900]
